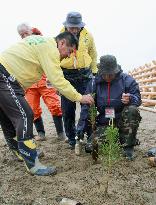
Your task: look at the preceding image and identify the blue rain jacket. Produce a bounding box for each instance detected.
[77,70,141,132]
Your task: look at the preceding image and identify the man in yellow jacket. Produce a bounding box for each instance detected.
[61,11,98,149]
[17,23,66,142]
[0,31,94,176]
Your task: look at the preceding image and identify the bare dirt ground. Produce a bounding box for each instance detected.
[0,104,156,205]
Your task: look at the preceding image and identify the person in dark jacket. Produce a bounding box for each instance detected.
[77,55,142,160]
[60,11,98,149]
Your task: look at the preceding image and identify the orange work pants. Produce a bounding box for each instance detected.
[25,86,62,121]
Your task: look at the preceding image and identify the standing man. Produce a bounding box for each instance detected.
[61,11,98,149]
[17,23,66,141]
[0,31,94,176]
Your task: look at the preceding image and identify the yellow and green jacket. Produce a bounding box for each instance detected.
[0,35,82,102]
[61,28,98,74]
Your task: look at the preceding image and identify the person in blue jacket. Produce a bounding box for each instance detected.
[77,55,142,160]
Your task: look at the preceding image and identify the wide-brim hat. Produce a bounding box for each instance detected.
[98,55,121,75]
[63,11,85,28]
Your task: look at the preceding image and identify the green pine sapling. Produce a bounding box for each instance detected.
[89,96,98,161]
[100,119,122,195]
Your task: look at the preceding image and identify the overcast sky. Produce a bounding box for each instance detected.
[0,0,156,72]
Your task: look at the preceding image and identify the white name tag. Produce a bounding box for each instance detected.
[105,107,115,118]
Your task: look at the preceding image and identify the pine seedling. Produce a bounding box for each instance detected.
[89,97,98,161]
[100,120,122,195]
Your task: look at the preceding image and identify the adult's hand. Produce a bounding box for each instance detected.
[121,93,130,104]
[80,94,94,105]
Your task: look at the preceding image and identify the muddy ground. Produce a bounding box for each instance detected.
[0,104,156,205]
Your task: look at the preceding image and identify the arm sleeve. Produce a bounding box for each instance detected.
[36,42,82,102]
[125,75,141,106]
[88,34,98,74]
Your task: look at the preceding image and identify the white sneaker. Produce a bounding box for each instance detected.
[75,141,82,156]
[64,137,69,143]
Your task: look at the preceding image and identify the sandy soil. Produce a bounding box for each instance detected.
[0,104,156,205]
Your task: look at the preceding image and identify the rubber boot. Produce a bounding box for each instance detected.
[5,136,23,161]
[34,117,46,141]
[53,115,66,141]
[4,136,43,161]
[18,139,57,176]
[5,135,18,150]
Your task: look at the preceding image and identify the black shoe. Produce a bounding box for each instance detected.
[123,147,134,160]
[85,143,93,153]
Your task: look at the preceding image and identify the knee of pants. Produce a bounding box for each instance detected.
[48,105,62,116]
[0,122,16,138]
[33,108,42,121]
[121,105,141,123]
[15,108,34,140]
